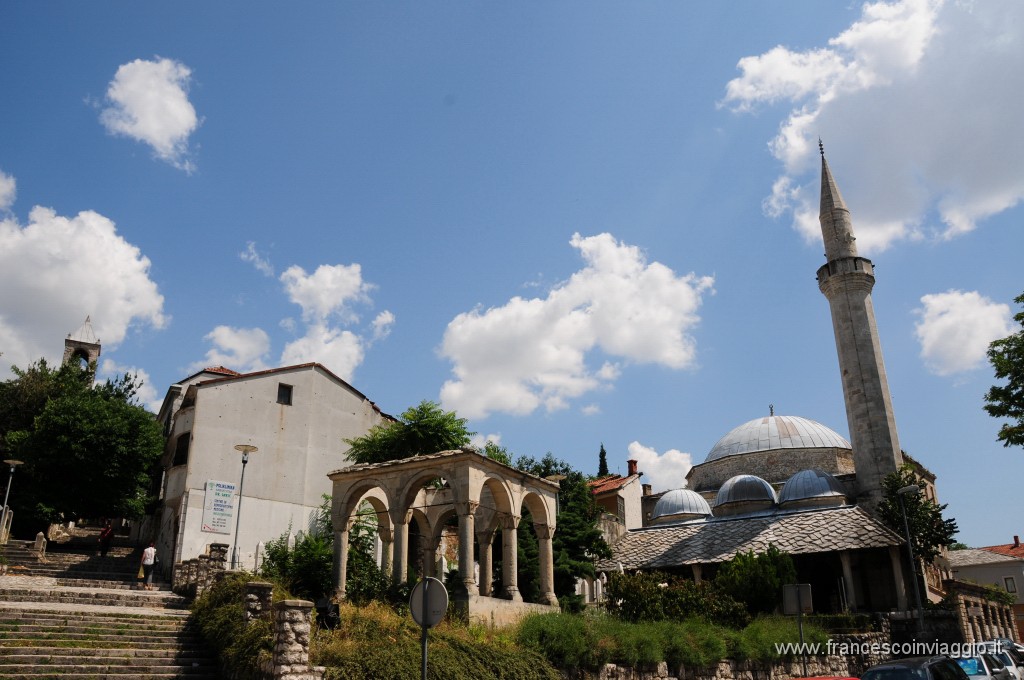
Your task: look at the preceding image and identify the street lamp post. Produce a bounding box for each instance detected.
[1,459,25,541]
[897,483,926,635]
[230,445,258,570]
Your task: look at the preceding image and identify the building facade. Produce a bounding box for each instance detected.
[154,363,388,570]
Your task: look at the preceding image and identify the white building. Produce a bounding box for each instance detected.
[154,363,389,570]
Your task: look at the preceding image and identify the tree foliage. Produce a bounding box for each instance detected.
[714,544,796,616]
[0,360,164,533]
[513,453,612,601]
[597,443,609,477]
[605,571,750,628]
[877,465,958,563]
[985,291,1024,448]
[344,400,473,465]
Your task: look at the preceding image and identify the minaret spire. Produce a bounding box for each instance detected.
[814,150,903,512]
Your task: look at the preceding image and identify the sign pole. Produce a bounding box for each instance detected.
[421,578,429,680]
[797,587,807,677]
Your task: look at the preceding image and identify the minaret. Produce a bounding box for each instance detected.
[63,315,102,372]
[815,144,903,511]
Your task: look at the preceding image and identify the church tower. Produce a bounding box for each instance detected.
[815,146,903,510]
[63,315,101,371]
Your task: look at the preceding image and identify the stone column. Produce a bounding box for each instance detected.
[501,514,521,602]
[476,527,496,597]
[390,508,411,586]
[271,600,325,679]
[244,581,274,624]
[535,523,558,606]
[332,523,350,600]
[888,546,908,611]
[456,501,479,595]
[209,543,229,572]
[377,526,393,578]
[840,551,858,611]
[691,564,703,584]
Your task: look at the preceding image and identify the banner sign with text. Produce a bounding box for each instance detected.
[201,480,237,534]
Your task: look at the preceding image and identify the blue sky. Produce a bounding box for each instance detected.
[1,1,1022,547]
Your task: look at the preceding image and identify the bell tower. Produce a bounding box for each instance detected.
[63,315,102,372]
[815,145,903,511]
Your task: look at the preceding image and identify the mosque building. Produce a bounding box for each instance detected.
[595,149,936,615]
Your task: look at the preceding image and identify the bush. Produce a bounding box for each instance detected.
[730,616,826,663]
[714,544,796,616]
[605,571,750,628]
[314,601,560,680]
[191,572,285,680]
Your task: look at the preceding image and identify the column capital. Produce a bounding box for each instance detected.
[499,513,521,530]
[455,500,479,517]
[388,506,413,525]
[533,523,555,540]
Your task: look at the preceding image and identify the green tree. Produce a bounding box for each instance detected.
[513,453,611,602]
[1,361,164,534]
[877,465,958,563]
[985,291,1024,448]
[714,544,796,616]
[597,443,609,477]
[482,440,512,466]
[344,400,473,465]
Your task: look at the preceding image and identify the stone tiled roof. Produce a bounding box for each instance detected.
[596,505,902,571]
[980,540,1024,560]
[947,548,1022,567]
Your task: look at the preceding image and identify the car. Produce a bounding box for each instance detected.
[980,643,1024,680]
[989,640,1024,656]
[954,654,1014,680]
[861,656,970,680]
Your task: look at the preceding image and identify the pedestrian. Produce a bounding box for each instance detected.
[141,542,157,591]
[98,522,114,557]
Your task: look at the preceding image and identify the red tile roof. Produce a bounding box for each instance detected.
[203,366,241,376]
[980,537,1024,560]
[589,475,636,496]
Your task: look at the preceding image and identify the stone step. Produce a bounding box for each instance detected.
[0,664,218,676]
[0,608,192,628]
[0,588,189,610]
[0,674,218,679]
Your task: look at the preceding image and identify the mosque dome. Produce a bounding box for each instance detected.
[705,415,851,463]
[778,468,848,509]
[650,489,713,524]
[713,474,777,517]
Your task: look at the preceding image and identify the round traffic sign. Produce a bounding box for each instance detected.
[409,577,448,628]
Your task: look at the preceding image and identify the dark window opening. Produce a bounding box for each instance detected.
[172,433,191,467]
[277,383,293,406]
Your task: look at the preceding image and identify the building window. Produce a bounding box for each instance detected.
[172,433,191,467]
[1005,577,1017,593]
[277,383,293,405]
[617,496,625,522]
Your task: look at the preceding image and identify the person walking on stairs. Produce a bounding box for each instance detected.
[141,542,157,591]
[98,522,114,557]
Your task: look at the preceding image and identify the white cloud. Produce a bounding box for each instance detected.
[469,433,502,450]
[197,257,393,381]
[280,263,372,323]
[240,241,274,277]
[914,290,1014,376]
[190,326,270,374]
[99,359,161,413]
[439,233,713,419]
[280,323,364,379]
[626,441,693,494]
[724,0,1024,252]
[0,169,15,211]
[581,404,602,416]
[0,201,166,376]
[99,57,200,172]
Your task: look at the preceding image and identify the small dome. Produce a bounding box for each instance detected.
[651,489,713,524]
[714,475,777,516]
[778,469,847,508]
[706,415,851,463]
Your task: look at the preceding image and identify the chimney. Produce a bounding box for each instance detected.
[642,483,652,496]
[1015,535,1020,548]
[627,459,638,477]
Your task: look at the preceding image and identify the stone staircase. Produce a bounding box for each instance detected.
[0,528,220,678]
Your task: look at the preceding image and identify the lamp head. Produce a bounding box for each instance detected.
[234,444,258,464]
[897,484,921,496]
[3,459,24,470]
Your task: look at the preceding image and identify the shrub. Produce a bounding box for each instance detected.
[714,544,796,616]
[191,572,285,680]
[605,571,750,628]
[731,616,828,663]
[314,601,559,680]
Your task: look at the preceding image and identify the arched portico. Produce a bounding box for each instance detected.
[328,448,559,610]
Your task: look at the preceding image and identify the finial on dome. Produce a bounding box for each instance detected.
[769,403,774,416]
